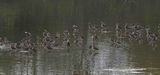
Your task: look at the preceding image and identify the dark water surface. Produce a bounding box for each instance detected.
[1,0,160,75]
[0,33,160,75]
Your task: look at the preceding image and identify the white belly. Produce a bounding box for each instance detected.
[0,44,10,50]
[0,44,6,49]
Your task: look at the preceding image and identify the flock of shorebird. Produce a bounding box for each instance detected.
[89,22,159,48]
[0,25,85,53]
[0,22,159,53]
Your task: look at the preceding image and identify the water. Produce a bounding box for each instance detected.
[1,33,160,75]
[1,0,160,75]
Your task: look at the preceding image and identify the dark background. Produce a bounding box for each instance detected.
[0,0,160,41]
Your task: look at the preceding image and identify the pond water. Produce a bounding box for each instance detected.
[1,0,160,75]
[0,31,160,75]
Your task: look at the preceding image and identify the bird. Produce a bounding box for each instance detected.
[46,44,53,50]
[145,28,158,48]
[25,32,32,38]
[11,43,17,50]
[62,39,71,48]
[16,42,22,49]
[89,45,99,50]
[89,35,99,50]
